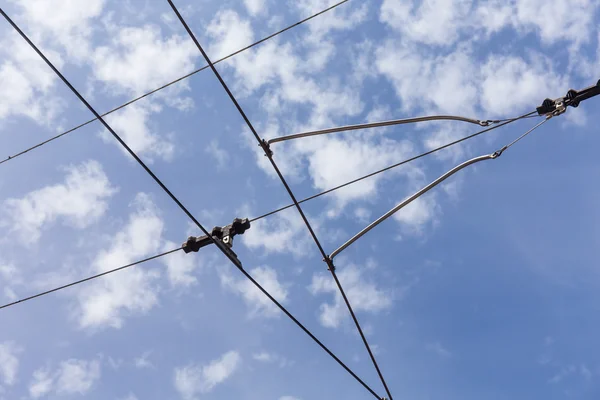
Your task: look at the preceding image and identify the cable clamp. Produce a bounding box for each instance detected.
[260,139,273,157]
[182,218,251,254]
[491,146,507,159]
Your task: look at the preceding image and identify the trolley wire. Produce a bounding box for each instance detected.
[249,110,540,223]
[1,8,380,400]
[168,1,393,399]
[0,0,349,166]
[0,248,181,310]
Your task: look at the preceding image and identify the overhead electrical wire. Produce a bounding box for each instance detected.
[0,248,181,310]
[0,113,545,311]
[0,8,381,400]
[249,110,540,223]
[0,0,349,166]
[167,1,394,399]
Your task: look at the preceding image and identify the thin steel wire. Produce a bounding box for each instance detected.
[0,0,349,166]
[0,249,181,310]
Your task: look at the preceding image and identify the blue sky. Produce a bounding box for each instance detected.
[1,0,600,399]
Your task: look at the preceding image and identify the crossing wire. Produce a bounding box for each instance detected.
[0,248,181,310]
[249,111,539,223]
[0,7,380,400]
[0,111,542,312]
[0,0,349,166]
[167,1,394,399]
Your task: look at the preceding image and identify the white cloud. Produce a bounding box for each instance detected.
[75,193,163,330]
[161,241,198,287]
[0,342,22,387]
[293,0,368,38]
[296,136,416,205]
[101,101,174,162]
[309,264,392,328]
[220,266,288,318]
[205,140,230,170]
[376,41,478,115]
[480,54,567,116]
[14,0,105,60]
[92,24,198,95]
[174,351,241,400]
[280,397,301,400]
[29,368,53,398]
[252,352,292,368]
[392,194,439,235]
[243,0,267,16]
[134,351,154,369]
[380,0,472,46]
[0,37,65,126]
[29,359,101,398]
[206,10,254,60]
[1,160,117,243]
[241,208,311,257]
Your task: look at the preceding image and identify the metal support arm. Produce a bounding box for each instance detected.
[267,115,494,145]
[329,153,499,260]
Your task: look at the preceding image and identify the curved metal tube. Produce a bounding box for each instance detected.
[329,153,498,260]
[267,115,489,145]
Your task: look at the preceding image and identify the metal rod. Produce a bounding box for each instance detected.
[267,115,489,145]
[329,153,498,260]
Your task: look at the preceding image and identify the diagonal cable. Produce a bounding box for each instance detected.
[0,0,349,166]
[167,2,394,399]
[0,8,380,399]
[0,248,181,310]
[249,111,539,223]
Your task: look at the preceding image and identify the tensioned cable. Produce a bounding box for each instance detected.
[1,8,379,399]
[0,248,181,310]
[167,2,394,399]
[249,111,540,223]
[0,0,349,166]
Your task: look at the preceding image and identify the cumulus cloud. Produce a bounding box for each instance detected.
[309,264,392,328]
[160,241,198,287]
[0,342,22,387]
[92,24,198,95]
[243,0,267,16]
[220,266,288,318]
[241,208,312,257]
[392,194,440,236]
[0,34,65,126]
[101,101,175,162]
[380,0,472,46]
[252,352,292,368]
[29,358,101,398]
[206,9,254,60]
[75,193,163,330]
[14,0,105,60]
[174,351,241,400]
[1,160,117,243]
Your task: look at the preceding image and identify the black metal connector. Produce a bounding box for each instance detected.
[537,79,600,116]
[182,217,251,253]
[260,139,273,157]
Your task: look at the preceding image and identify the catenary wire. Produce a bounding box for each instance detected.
[0,248,181,310]
[0,0,349,166]
[1,8,379,399]
[249,110,540,223]
[167,2,394,399]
